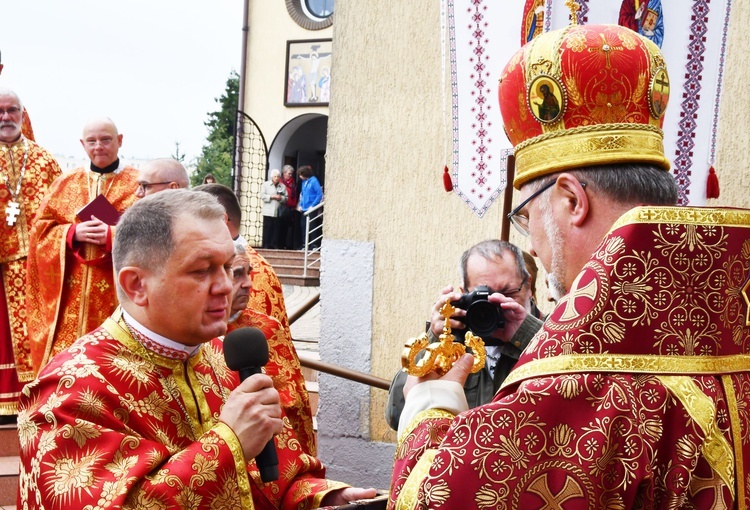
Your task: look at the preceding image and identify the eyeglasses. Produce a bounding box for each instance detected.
[0,107,21,116]
[498,276,528,297]
[137,181,173,192]
[507,180,586,237]
[83,137,115,148]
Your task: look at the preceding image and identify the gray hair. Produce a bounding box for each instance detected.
[525,163,679,205]
[0,88,22,110]
[113,189,226,301]
[269,168,282,179]
[458,240,529,290]
[282,165,294,176]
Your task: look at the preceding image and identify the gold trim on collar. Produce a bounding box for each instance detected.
[658,375,734,496]
[612,206,750,231]
[502,353,750,389]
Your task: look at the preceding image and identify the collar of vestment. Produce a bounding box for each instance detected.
[120,308,202,360]
[90,158,120,174]
[503,206,750,388]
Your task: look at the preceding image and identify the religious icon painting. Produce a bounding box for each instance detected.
[649,66,670,119]
[527,75,565,124]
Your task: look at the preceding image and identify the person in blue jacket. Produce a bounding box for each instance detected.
[296,165,323,249]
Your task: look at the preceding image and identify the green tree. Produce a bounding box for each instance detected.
[192,70,239,187]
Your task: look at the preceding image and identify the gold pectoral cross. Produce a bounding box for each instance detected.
[5,200,20,226]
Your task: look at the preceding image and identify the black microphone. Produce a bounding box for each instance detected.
[223,327,279,482]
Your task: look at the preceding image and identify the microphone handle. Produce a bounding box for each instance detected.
[237,366,279,482]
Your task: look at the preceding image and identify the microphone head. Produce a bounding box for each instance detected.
[224,327,269,371]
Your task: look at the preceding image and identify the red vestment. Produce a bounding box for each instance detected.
[390,206,750,509]
[18,308,347,509]
[25,166,138,376]
[0,137,61,409]
[227,307,316,459]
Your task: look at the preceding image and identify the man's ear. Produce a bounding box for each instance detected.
[168,182,180,190]
[554,173,589,227]
[118,267,149,306]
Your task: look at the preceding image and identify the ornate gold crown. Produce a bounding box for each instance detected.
[498,23,671,189]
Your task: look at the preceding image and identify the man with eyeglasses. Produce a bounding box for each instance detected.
[384,239,544,431]
[0,88,61,420]
[134,157,189,198]
[26,117,138,376]
[390,21,750,509]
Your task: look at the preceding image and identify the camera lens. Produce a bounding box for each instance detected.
[465,300,503,337]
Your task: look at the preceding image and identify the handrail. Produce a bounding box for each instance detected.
[297,353,391,391]
[287,291,320,324]
[302,201,324,276]
[287,291,390,391]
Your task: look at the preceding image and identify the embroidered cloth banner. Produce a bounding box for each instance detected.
[449,0,732,215]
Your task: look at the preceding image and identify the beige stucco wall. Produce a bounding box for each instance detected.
[325,1,536,442]
[243,2,331,144]
[714,0,750,209]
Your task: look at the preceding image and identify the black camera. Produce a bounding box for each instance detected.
[452,285,505,339]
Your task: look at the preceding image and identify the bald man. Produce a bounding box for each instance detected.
[135,158,189,198]
[26,117,139,375]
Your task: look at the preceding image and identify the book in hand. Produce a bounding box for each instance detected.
[76,194,121,226]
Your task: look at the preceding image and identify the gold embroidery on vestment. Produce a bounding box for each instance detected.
[502,353,750,389]
[658,375,734,495]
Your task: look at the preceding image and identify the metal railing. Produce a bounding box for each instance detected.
[302,201,324,277]
[287,290,390,391]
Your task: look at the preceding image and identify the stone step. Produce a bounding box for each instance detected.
[0,456,18,508]
[257,249,321,286]
[0,427,18,458]
[256,248,320,263]
[272,265,320,277]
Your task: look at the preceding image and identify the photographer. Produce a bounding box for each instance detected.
[385,240,544,431]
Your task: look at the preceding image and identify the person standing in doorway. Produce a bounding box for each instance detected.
[280,165,298,249]
[260,168,287,249]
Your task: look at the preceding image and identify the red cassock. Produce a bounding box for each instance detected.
[18,308,348,509]
[235,248,317,456]
[25,167,139,375]
[0,137,62,404]
[390,206,750,509]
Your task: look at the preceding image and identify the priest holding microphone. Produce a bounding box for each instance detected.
[18,189,376,509]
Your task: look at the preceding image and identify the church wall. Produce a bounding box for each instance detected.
[320,1,522,483]
[715,0,750,208]
[242,2,331,148]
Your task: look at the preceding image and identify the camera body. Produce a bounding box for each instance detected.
[452,285,505,340]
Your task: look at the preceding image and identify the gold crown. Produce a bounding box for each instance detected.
[498,23,671,189]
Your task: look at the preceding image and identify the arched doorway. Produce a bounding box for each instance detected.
[268,114,328,190]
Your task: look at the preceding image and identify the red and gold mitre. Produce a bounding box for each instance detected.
[499,23,671,189]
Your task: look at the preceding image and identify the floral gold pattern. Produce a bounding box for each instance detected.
[499,24,671,189]
[18,310,348,509]
[389,206,750,509]
[26,166,140,376]
[0,137,62,401]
